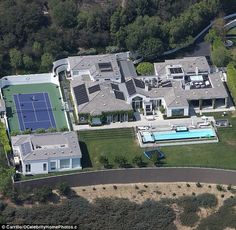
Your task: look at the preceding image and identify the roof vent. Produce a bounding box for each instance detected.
[104,103,106,106]
[102,94,104,97]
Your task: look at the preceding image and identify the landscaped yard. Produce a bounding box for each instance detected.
[79,112,236,170]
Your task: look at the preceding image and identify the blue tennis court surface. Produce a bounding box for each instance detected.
[13,92,56,131]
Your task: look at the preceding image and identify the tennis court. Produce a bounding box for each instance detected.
[13,92,56,131]
[2,83,68,133]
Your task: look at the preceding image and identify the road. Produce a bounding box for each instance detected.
[14,168,236,189]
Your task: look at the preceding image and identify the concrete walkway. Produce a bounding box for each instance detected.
[14,168,236,189]
[73,116,215,131]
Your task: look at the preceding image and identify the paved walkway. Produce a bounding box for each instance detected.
[15,168,236,189]
[73,116,216,131]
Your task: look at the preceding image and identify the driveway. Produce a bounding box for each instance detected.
[15,168,236,189]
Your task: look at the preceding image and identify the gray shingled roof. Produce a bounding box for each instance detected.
[119,60,137,79]
[71,79,132,115]
[11,132,82,162]
[67,54,122,81]
[155,56,210,76]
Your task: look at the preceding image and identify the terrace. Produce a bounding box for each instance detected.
[184,75,212,90]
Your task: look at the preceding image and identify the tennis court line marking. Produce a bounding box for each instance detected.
[32,100,38,122]
[24,120,51,124]
[12,94,22,132]
[43,92,53,128]
[15,94,26,131]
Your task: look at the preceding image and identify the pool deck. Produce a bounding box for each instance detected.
[137,125,219,147]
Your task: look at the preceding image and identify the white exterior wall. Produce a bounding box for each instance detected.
[166,106,189,117]
[1,73,59,87]
[22,160,49,175]
[22,157,82,175]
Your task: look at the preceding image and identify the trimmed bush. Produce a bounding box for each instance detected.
[56,182,71,196]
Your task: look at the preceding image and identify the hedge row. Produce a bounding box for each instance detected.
[227,63,236,104]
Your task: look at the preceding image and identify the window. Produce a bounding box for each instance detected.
[50,162,56,171]
[73,70,79,76]
[25,164,31,172]
[172,109,184,116]
[72,158,80,168]
[60,159,70,169]
[43,163,47,171]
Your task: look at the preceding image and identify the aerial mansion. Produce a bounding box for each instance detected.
[0,53,231,175]
[53,54,229,124]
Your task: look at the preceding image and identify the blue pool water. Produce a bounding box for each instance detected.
[152,128,216,141]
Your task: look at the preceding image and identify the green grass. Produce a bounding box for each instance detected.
[79,112,236,170]
[2,83,68,133]
[227,27,236,36]
[79,128,153,169]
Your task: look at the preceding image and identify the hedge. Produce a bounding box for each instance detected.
[227,63,236,104]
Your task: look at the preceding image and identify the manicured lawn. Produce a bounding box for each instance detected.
[79,112,236,170]
[79,128,152,169]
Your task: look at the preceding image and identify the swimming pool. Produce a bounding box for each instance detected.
[152,128,216,141]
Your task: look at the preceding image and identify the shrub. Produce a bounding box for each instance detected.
[114,155,128,168]
[60,127,69,132]
[102,187,106,190]
[227,184,232,191]
[113,185,117,190]
[0,201,6,211]
[196,182,202,188]
[180,212,199,227]
[56,182,71,196]
[216,184,224,191]
[192,192,196,196]
[136,62,154,75]
[132,155,144,167]
[172,193,176,197]
[93,187,96,191]
[135,185,139,190]
[99,155,109,168]
[196,193,218,208]
[186,183,191,187]
[144,184,148,188]
[35,128,46,134]
[33,186,53,203]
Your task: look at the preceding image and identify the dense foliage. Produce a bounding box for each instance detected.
[1,197,176,229]
[0,0,234,76]
[227,63,236,103]
[1,193,235,229]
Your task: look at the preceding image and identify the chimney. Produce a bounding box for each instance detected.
[145,83,149,91]
[195,67,199,76]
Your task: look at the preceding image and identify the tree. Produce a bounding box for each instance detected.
[9,49,22,72]
[0,168,14,197]
[136,62,154,75]
[99,155,109,168]
[138,37,164,59]
[23,55,34,70]
[211,45,231,67]
[132,155,144,167]
[114,155,128,168]
[32,41,42,58]
[50,0,78,28]
[40,53,53,72]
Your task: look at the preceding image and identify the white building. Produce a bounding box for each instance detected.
[11,132,82,175]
